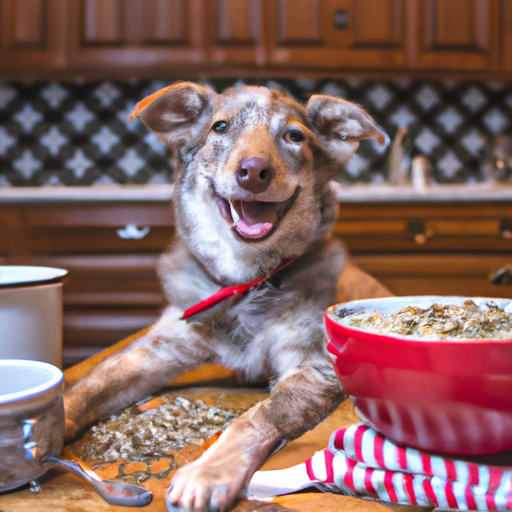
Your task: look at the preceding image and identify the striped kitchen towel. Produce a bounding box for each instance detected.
[249,422,512,510]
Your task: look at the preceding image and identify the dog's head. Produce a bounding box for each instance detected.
[132,82,385,285]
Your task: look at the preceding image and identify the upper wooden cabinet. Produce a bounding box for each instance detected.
[206,0,266,65]
[67,0,207,68]
[266,0,408,69]
[0,0,511,76]
[0,0,67,69]
[408,0,501,71]
[501,0,512,72]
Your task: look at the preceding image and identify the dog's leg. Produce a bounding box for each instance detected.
[64,306,215,439]
[337,259,393,302]
[168,358,344,512]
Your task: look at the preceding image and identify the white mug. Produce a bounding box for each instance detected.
[0,266,67,368]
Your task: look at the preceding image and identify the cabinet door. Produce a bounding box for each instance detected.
[502,0,512,71]
[0,0,67,70]
[266,0,408,69]
[68,0,207,69]
[0,202,174,367]
[206,0,265,65]
[409,0,500,71]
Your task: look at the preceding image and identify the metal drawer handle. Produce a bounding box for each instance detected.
[500,218,512,239]
[408,220,433,244]
[116,224,150,240]
[489,265,512,285]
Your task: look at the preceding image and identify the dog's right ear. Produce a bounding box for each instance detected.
[306,95,387,165]
[130,82,216,148]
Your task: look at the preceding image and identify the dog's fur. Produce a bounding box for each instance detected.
[64,82,392,511]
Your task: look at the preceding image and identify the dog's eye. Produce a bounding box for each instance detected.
[284,130,305,144]
[212,121,229,133]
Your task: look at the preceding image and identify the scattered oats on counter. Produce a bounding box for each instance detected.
[342,300,512,340]
[73,395,238,464]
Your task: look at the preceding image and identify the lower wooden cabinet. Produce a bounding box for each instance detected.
[0,197,174,367]
[1,191,511,367]
[337,198,512,299]
[353,254,512,298]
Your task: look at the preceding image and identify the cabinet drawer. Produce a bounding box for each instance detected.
[332,219,408,235]
[0,203,175,254]
[344,236,512,253]
[27,226,174,253]
[17,253,167,368]
[353,254,512,298]
[10,254,165,304]
[423,219,500,236]
[333,218,501,236]
[377,277,512,298]
[335,214,512,253]
[63,308,158,348]
[21,204,174,227]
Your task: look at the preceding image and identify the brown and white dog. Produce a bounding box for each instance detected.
[64,82,392,511]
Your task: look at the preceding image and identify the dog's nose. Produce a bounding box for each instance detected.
[235,157,274,194]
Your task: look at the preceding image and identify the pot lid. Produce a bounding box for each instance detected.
[0,266,68,289]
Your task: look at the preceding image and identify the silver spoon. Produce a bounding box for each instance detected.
[45,455,153,507]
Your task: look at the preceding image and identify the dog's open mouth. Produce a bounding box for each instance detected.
[216,189,299,240]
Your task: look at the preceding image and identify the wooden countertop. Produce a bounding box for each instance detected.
[0,329,427,512]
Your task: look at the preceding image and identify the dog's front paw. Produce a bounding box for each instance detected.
[167,458,247,512]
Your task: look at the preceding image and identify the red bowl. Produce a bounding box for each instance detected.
[324,295,512,456]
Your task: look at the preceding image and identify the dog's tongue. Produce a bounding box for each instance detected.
[232,201,278,239]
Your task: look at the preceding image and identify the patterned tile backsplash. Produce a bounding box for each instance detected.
[1,78,512,187]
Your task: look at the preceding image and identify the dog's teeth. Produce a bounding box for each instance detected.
[229,201,240,224]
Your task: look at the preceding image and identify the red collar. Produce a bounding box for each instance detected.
[181,257,296,320]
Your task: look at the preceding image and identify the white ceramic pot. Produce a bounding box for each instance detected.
[0,266,67,368]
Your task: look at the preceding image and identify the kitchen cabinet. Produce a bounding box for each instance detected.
[0,0,67,70]
[266,0,408,69]
[207,0,266,66]
[502,0,512,71]
[0,191,175,367]
[1,0,511,77]
[2,188,511,367]
[69,0,266,69]
[407,0,501,72]
[68,0,207,68]
[337,199,512,298]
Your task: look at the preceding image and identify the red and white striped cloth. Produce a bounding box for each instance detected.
[248,422,512,510]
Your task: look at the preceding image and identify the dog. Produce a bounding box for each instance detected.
[64,82,392,511]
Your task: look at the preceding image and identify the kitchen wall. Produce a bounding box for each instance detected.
[1,77,511,187]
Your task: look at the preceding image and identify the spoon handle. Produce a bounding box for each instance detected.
[45,455,153,507]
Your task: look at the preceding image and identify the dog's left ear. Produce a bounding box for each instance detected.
[306,95,387,164]
[130,81,216,148]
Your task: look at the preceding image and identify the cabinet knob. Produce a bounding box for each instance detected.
[116,224,150,240]
[500,218,512,239]
[489,265,512,285]
[408,220,433,244]
[333,10,349,30]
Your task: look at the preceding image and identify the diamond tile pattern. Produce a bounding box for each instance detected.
[2,79,512,186]
[0,81,174,186]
